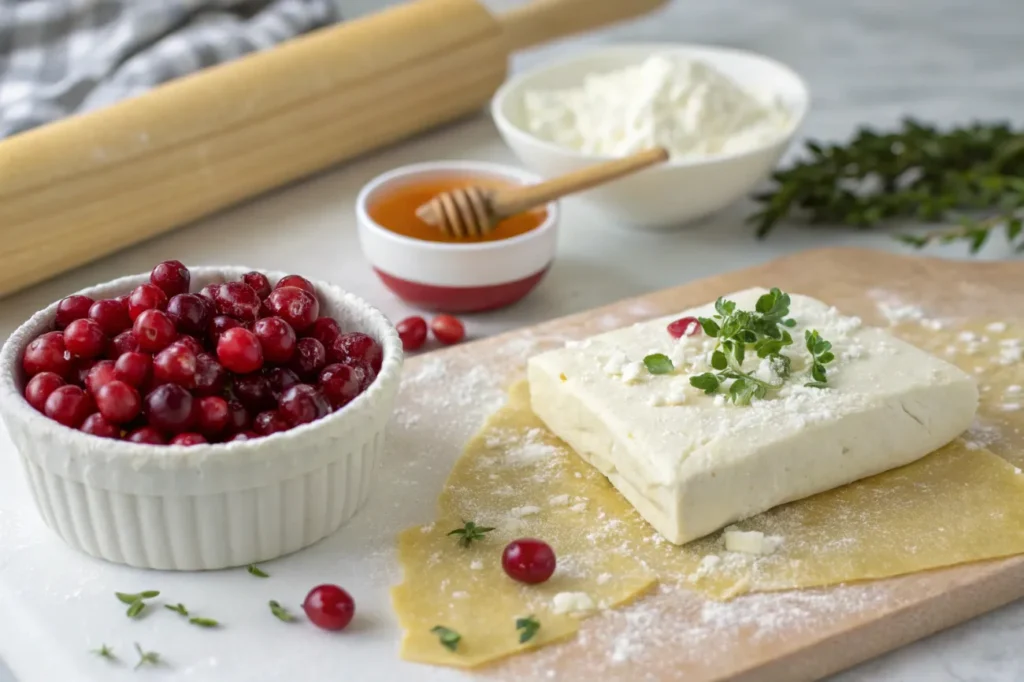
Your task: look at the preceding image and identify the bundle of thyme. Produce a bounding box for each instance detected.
[750,118,1024,252]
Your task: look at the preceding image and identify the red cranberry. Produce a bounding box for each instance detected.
[501,539,556,584]
[339,359,375,391]
[265,287,319,332]
[667,316,702,339]
[396,316,427,351]
[127,284,168,321]
[290,338,325,379]
[208,315,242,346]
[225,400,250,434]
[72,358,98,386]
[258,298,274,319]
[241,272,272,299]
[217,327,263,374]
[254,317,297,364]
[88,299,132,336]
[63,319,107,359]
[170,433,207,446]
[153,344,198,388]
[44,385,94,428]
[229,431,260,442]
[253,410,291,436]
[233,374,275,412]
[193,353,227,396]
[107,330,139,358]
[145,384,195,433]
[114,352,152,388]
[195,396,230,437]
[307,317,342,348]
[198,284,219,302]
[55,295,95,330]
[133,310,177,352]
[23,331,71,378]
[174,335,204,357]
[279,385,330,426]
[85,360,118,394]
[319,364,361,409]
[275,274,315,295]
[211,282,261,322]
[302,585,355,631]
[127,426,166,445]
[166,294,211,337]
[95,380,142,424]
[430,315,465,346]
[81,413,120,439]
[24,372,65,412]
[150,260,190,297]
[264,366,301,398]
[330,333,383,373]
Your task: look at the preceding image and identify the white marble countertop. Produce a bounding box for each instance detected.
[2,0,1023,679]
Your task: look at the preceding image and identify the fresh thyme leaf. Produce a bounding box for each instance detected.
[805,381,829,389]
[643,353,674,375]
[710,350,727,370]
[269,600,296,622]
[189,617,219,628]
[698,317,720,337]
[247,564,269,578]
[431,625,461,652]
[93,644,115,660]
[115,591,159,605]
[805,329,837,385]
[165,603,189,616]
[750,119,1024,253]
[515,615,541,644]
[446,520,496,548]
[689,373,720,393]
[126,600,146,619]
[133,643,160,670]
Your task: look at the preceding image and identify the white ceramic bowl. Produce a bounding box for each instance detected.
[491,43,810,230]
[0,267,403,570]
[356,161,559,313]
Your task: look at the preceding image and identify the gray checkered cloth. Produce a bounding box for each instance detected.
[0,0,337,139]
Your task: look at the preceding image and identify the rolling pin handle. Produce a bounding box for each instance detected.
[498,0,670,52]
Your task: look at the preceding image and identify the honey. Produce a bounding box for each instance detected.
[368,175,547,244]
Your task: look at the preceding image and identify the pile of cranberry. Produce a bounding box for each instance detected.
[20,261,383,446]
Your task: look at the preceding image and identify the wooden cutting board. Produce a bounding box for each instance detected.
[403,247,1024,682]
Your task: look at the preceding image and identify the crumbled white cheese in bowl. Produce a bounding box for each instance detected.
[491,44,810,229]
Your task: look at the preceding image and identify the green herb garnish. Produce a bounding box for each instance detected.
[92,644,116,660]
[750,119,1024,253]
[446,520,495,548]
[642,353,674,375]
[116,590,160,619]
[164,603,189,616]
[431,625,461,652]
[269,600,296,622]
[247,564,269,578]
[189,617,219,628]
[133,643,160,670]
[515,615,541,644]
[804,329,836,387]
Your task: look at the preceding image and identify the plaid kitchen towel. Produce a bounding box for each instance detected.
[0,0,336,139]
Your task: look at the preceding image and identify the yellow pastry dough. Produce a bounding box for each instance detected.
[392,321,1024,669]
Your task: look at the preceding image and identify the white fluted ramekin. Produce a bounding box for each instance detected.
[0,267,403,571]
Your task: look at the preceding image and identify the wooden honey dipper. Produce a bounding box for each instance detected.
[416,147,670,238]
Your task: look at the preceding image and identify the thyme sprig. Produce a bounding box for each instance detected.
[447,520,495,548]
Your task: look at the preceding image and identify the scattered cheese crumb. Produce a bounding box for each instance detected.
[621,361,646,384]
[723,527,783,555]
[548,494,570,506]
[570,501,588,512]
[987,322,1008,333]
[958,331,978,343]
[452,591,469,599]
[420,522,435,533]
[470,560,483,570]
[1007,385,1022,394]
[552,591,596,615]
[687,554,723,583]
[1000,403,1021,412]
[602,350,630,376]
[713,394,726,407]
[920,318,945,331]
[596,573,612,585]
[510,505,541,518]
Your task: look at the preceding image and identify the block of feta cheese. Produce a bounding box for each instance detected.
[527,288,979,545]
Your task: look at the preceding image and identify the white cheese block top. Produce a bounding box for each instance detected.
[527,288,979,544]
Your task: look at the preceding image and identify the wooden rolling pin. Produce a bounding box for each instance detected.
[0,0,668,298]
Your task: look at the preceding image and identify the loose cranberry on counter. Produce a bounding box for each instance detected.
[127,284,168,321]
[153,344,198,388]
[225,400,250,434]
[55,295,95,330]
[88,299,132,336]
[150,260,191,298]
[44,385,94,428]
[667,316,702,339]
[145,384,194,434]
[253,410,290,436]
[80,413,120,439]
[166,294,211,337]
[114,352,152,388]
[233,374,275,413]
[195,396,230,437]
[396,316,427,352]
[217,327,263,374]
[319,364,361,409]
[241,272,272,299]
[501,539,556,585]
[170,433,207,447]
[85,360,118,395]
[211,282,261,322]
[275,274,315,295]
[63,319,107,359]
[95,381,142,424]
[302,584,355,631]
[127,426,166,445]
[23,331,72,378]
[290,338,325,379]
[307,317,342,349]
[330,332,382,373]
[254,317,297,364]
[133,310,177,353]
[24,373,65,412]
[208,315,242,346]
[279,385,329,426]
[107,330,140,358]
[265,366,301,398]
[265,287,319,332]
[430,315,465,346]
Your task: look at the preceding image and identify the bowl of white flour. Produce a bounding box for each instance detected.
[491,44,809,230]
